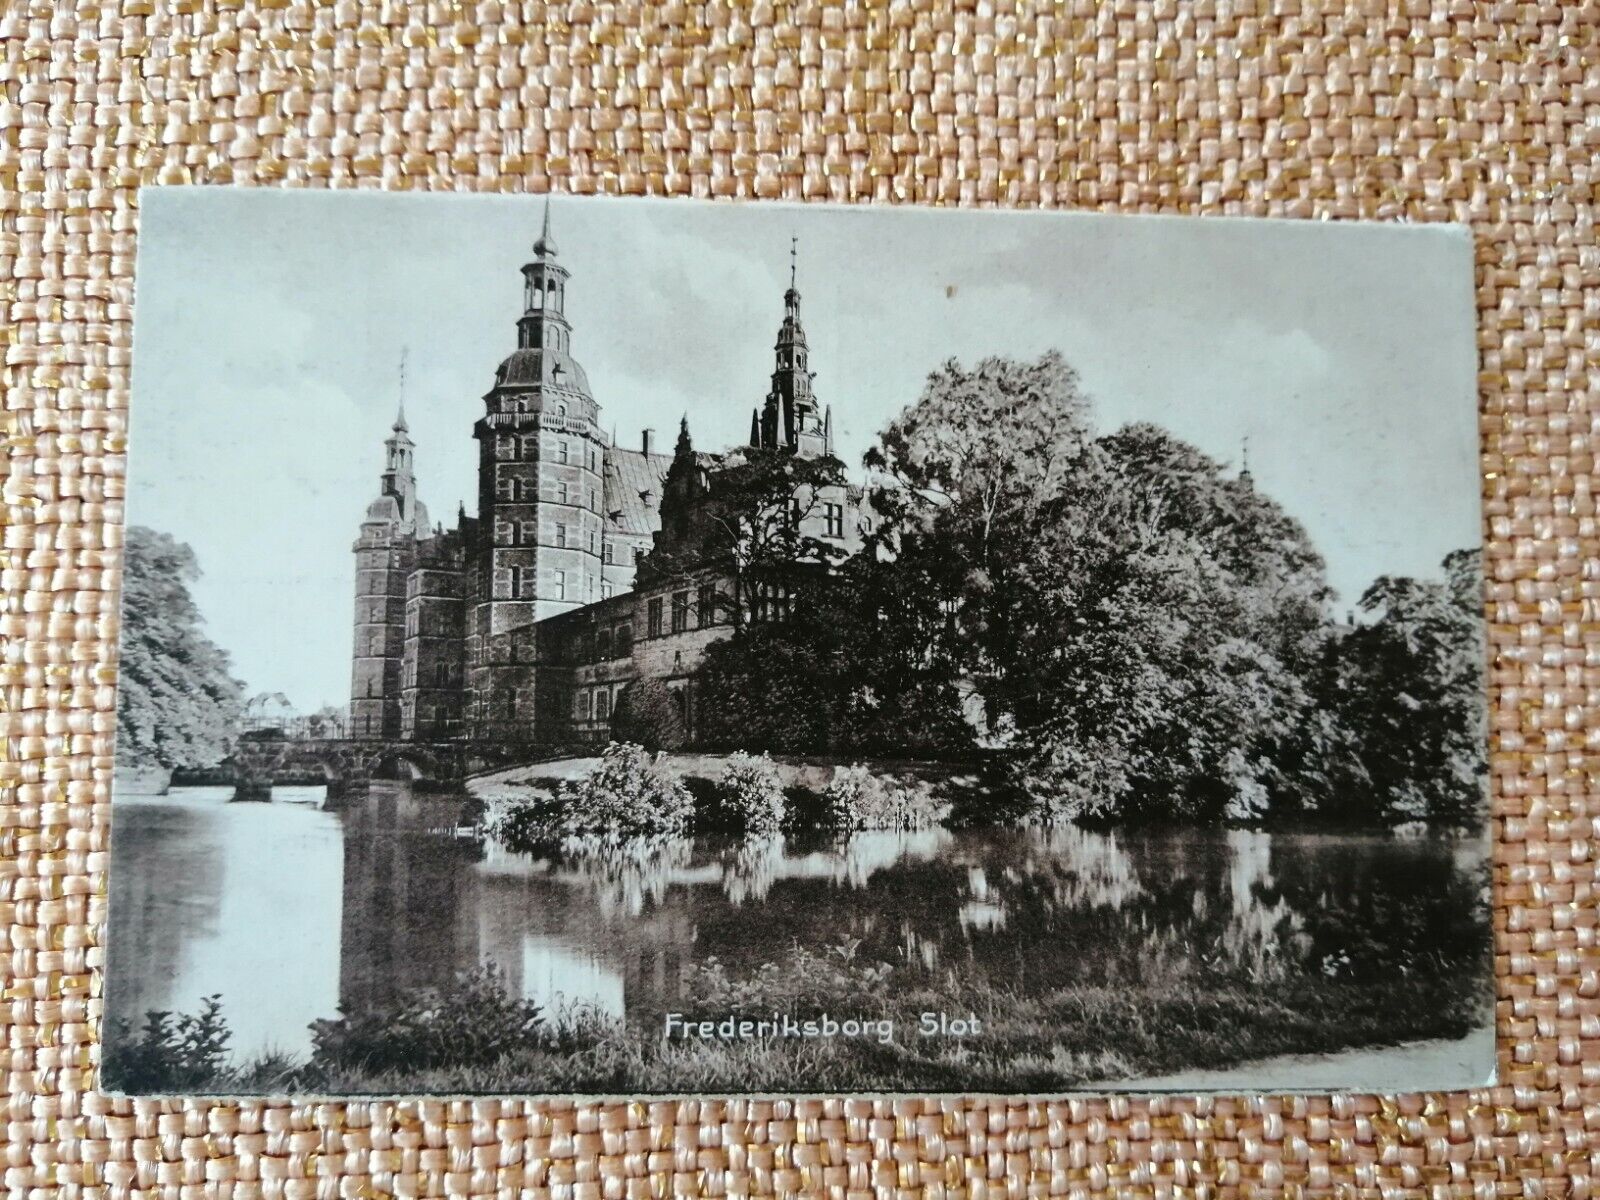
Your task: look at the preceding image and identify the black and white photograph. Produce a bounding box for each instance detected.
[106,189,1491,1096]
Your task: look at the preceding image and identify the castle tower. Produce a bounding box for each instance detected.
[351,400,431,739]
[752,238,832,459]
[468,199,608,739]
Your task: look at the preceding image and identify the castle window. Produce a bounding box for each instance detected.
[558,483,569,505]
[588,574,596,600]
[616,624,633,655]
[492,568,512,599]
[515,477,536,500]
[648,597,664,638]
[596,689,611,720]
[558,440,569,465]
[498,435,518,460]
[496,473,514,500]
[751,581,789,624]
[671,591,689,634]
[575,690,590,721]
[590,488,597,511]
[554,570,567,601]
[588,531,597,554]
[697,582,717,628]
[519,519,538,545]
[494,519,513,545]
[603,541,614,564]
[597,629,612,660]
[602,581,614,599]
[521,435,538,458]
[588,448,597,471]
[824,502,844,539]
[556,523,568,548]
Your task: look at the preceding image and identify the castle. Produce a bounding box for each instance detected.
[350,206,872,747]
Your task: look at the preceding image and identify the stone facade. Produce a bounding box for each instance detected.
[350,208,871,748]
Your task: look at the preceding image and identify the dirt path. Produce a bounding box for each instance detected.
[1114,1024,1495,1093]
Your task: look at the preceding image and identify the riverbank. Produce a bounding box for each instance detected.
[1124,1023,1496,1093]
[469,751,1010,829]
[107,949,1492,1097]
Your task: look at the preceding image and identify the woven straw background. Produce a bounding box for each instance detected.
[1,0,1595,1195]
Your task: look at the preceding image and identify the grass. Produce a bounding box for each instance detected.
[104,943,1489,1097]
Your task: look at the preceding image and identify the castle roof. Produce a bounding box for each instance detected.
[365,492,430,531]
[493,347,592,396]
[604,447,672,537]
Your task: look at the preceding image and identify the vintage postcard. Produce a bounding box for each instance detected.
[106,189,1491,1096]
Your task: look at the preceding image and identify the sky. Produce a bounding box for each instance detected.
[129,189,1482,712]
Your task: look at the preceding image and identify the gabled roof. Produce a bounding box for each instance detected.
[604,447,672,537]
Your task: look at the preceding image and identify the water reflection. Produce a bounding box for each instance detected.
[105,783,1490,1061]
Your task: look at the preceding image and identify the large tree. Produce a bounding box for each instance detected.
[1316,548,1487,827]
[865,354,1339,822]
[116,526,245,769]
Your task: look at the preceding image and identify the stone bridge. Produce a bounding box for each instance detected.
[220,736,468,802]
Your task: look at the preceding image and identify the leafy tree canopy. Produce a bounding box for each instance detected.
[117,526,245,770]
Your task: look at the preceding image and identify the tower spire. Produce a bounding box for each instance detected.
[534,195,557,258]
[394,347,409,432]
[755,238,824,455]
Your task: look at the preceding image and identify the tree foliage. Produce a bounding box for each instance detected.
[690,350,1485,830]
[1316,549,1487,827]
[116,526,245,770]
[644,446,849,628]
[610,679,687,752]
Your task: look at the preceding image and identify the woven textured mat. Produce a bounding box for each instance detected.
[1,0,1595,1196]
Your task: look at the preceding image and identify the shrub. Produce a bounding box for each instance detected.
[702,752,786,833]
[687,939,895,1011]
[820,765,892,829]
[485,743,693,848]
[102,994,231,1093]
[819,765,950,830]
[311,965,547,1072]
[610,680,687,752]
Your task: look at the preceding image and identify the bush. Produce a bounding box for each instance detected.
[687,939,895,1011]
[702,752,786,833]
[485,743,693,848]
[610,680,687,752]
[102,995,231,1093]
[311,966,547,1072]
[819,765,950,830]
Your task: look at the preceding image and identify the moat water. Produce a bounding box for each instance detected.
[106,783,1491,1063]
